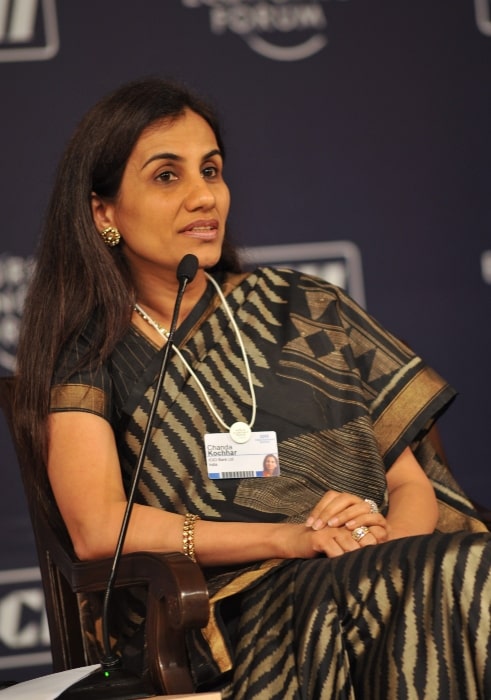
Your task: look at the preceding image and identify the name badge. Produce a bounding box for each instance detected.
[205,431,279,479]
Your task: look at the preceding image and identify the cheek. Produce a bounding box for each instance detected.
[219,183,231,213]
[115,198,173,230]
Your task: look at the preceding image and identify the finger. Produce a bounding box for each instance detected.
[363,498,379,514]
[362,525,388,544]
[309,492,368,530]
[349,524,372,545]
[348,522,387,545]
[334,531,363,553]
[313,526,358,557]
[305,490,341,528]
[359,532,378,547]
[323,537,349,558]
[327,494,379,527]
[328,504,365,527]
[327,498,377,527]
[344,513,386,530]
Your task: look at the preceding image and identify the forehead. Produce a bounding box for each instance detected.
[131,109,219,163]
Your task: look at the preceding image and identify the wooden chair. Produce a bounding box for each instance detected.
[425,422,491,529]
[0,376,210,696]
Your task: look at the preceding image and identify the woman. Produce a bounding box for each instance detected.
[262,453,280,477]
[14,77,491,699]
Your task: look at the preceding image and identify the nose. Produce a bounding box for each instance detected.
[184,176,216,211]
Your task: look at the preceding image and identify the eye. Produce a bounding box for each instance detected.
[202,165,219,179]
[155,170,178,183]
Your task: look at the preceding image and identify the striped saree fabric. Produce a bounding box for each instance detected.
[51,267,491,698]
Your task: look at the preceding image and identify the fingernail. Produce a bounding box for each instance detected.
[305,517,314,527]
[327,517,338,527]
[312,519,324,531]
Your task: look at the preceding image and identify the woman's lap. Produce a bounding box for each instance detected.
[212,531,491,699]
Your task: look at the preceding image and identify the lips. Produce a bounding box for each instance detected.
[179,219,219,239]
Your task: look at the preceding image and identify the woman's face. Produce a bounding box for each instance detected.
[263,455,278,476]
[93,108,230,278]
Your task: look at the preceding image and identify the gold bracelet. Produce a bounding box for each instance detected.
[182,513,200,562]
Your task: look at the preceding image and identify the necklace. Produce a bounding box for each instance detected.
[133,273,257,443]
[134,304,169,338]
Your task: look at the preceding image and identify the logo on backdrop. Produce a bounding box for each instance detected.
[475,0,491,36]
[0,569,51,673]
[0,0,59,62]
[481,250,491,284]
[180,0,350,62]
[0,255,34,372]
[243,240,366,307]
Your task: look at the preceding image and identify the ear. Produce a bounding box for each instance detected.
[91,192,115,231]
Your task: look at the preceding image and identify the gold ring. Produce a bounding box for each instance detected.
[364,498,379,514]
[352,525,370,542]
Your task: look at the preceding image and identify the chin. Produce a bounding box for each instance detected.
[197,249,222,271]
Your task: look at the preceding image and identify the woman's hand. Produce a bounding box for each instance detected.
[300,446,439,554]
[308,523,377,557]
[276,519,379,559]
[305,490,389,548]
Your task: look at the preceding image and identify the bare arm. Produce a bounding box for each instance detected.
[384,445,439,539]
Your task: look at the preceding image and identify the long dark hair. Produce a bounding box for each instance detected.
[14,76,242,507]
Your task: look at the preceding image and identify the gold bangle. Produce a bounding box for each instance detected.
[182,513,200,562]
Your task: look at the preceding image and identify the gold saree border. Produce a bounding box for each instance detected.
[203,559,283,673]
[50,383,107,416]
[373,366,446,456]
[437,499,488,533]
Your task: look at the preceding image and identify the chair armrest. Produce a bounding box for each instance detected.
[51,546,209,694]
[69,551,210,629]
[38,506,209,631]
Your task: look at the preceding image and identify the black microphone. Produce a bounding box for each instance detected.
[59,254,199,699]
[176,252,200,286]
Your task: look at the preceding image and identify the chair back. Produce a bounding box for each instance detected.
[0,376,90,670]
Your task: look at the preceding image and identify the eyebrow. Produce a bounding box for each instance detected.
[141,148,223,170]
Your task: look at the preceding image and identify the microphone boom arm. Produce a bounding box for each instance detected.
[101,253,199,668]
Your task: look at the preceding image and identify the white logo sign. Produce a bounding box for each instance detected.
[481,250,491,283]
[474,0,491,36]
[0,254,34,372]
[0,568,51,671]
[181,0,350,62]
[475,0,491,35]
[0,0,59,62]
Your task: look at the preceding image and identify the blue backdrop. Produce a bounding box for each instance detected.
[0,0,490,681]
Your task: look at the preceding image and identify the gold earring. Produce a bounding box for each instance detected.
[100,226,121,247]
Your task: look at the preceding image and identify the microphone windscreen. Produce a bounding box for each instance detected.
[177,254,199,283]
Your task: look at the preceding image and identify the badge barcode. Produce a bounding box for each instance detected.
[220,470,255,478]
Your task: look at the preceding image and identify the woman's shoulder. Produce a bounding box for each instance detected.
[226,265,349,300]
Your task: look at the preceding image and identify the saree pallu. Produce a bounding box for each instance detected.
[51,267,490,698]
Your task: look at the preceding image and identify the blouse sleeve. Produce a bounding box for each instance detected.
[49,325,113,423]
